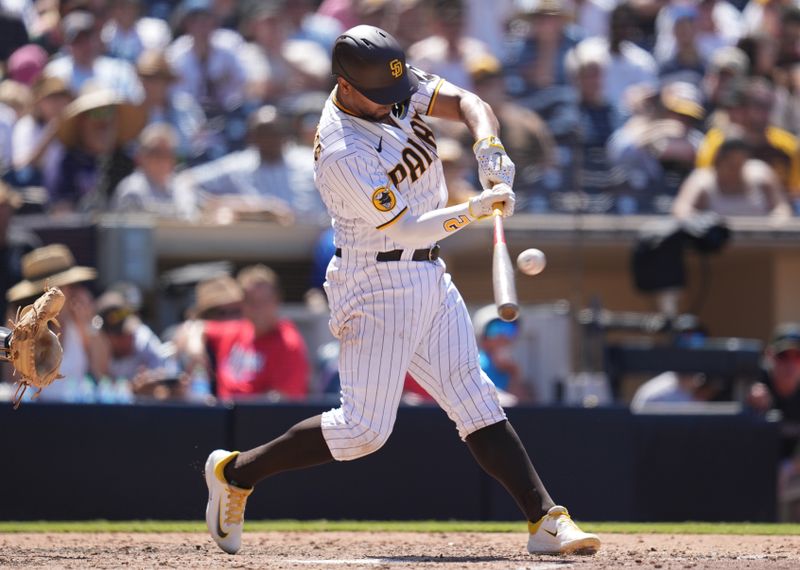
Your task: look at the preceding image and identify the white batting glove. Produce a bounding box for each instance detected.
[473,136,515,189]
[468,183,516,219]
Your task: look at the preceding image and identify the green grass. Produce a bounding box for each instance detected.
[1,520,799,535]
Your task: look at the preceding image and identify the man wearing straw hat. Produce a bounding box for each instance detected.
[6,244,110,402]
[49,86,146,213]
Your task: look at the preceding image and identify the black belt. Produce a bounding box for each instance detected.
[335,245,440,262]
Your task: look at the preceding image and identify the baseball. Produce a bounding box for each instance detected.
[517,248,546,276]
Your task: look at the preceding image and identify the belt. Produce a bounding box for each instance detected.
[335,245,440,262]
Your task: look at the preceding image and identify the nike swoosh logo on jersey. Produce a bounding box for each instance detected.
[375,137,383,152]
[544,529,558,537]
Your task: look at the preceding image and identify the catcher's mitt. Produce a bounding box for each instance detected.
[1,287,65,408]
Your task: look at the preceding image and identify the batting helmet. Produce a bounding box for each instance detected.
[331,25,419,105]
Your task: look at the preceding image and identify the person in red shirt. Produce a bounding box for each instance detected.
[184,264,309,401]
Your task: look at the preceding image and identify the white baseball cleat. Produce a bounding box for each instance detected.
[527,505,601,555]
[205,449,253,555]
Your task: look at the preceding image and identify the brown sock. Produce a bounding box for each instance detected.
[224,414,334,488]
[465,420,555,522]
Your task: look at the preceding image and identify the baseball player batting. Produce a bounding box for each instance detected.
[204,25,600,557]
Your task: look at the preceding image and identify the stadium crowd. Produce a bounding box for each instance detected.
[0,0,798,519]
[0,0,796,398]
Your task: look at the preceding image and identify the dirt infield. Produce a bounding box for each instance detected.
[2,531,799,569]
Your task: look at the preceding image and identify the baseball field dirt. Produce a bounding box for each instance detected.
[2,531,800,569]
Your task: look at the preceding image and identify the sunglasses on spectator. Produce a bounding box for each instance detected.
[204,306,242,320]
[484,319,519,339]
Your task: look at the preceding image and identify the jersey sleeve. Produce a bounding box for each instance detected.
[319,148,410,230]
[408,66,445,117]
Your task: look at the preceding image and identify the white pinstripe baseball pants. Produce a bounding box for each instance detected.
[321,250,507,461]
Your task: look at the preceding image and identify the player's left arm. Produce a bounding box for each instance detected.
[426,80,515,190]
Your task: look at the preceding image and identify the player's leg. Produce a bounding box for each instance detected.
[320,260,442,461]
[407,275,599,554]
[406,275,552,520]
[205,260,438,554]
[222,414,332,488]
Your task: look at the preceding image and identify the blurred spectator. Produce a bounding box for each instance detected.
[736,32,780,80]
[11,77,72,190]
[776,6,800,71]
[747,323,800,521]
[504,0,581,97]
[286,90,329,148]
[657,4,705,86]
[742,0,787,40]
[167,0,246,116]
[50,87,146,212]
[6,244,110,401]
[239,2,333,106]
[631,371,720,411]
[465,0,514,55]
[136,49,207,163]
[111,123,197,218]
[577,3,658,116]
[102,0,171,63]
[175,104,322,223]
[0,182,39,320]
[407,0,490,91]
[468,54,556,209]
[473,304,532,404]
[190,274,243,321]
[655,0,743,64]
[565,40,626,205]
[95,289,180,394]
[505,2,587,208]
[0,4,29,61]
[238,2,293,104]
[392,0,433,49]
[283,0,343,51]
[696,77,800,197]
[702,46,749,127]
[608,81,705,213]
[673,136,792,220]
[0,79,31,119]
[570,0,615,40]
[6,44,49,86]
[45,11,144,102]
[317,0,361,31]
[439,137,479,206]
[347,0,397,36]
[176,264,309,401]
[0,80,30,173]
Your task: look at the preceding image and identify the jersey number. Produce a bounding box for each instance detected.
[444,215,470,232]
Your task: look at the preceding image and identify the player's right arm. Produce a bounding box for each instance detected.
[382,185,515,249]
[319,145,515,249]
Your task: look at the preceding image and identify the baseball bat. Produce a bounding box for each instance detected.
[491,202,519,322]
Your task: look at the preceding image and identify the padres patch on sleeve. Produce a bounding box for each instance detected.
[371,186,397,212]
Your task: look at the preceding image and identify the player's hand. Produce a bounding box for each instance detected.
[468,183,515,219]
[473,136,515,189]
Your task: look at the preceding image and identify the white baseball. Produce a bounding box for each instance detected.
[517,248,546,276]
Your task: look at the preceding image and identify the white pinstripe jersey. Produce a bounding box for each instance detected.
[314,68,447,252]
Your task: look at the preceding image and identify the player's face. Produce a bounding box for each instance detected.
[338,79,393,122]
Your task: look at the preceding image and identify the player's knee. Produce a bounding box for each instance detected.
[343,420,393,459]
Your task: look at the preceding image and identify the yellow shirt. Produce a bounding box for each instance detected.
[696,127,800,195]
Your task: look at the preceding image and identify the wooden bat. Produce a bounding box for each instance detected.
[492,202,519,322]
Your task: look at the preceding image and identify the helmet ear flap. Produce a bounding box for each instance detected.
[392,98,411,119]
